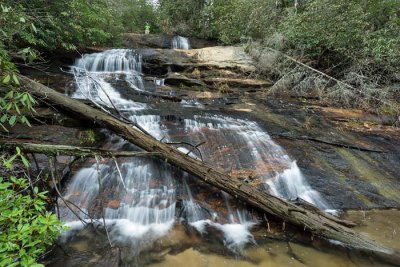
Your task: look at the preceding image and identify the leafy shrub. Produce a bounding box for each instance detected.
[0,177,65,267]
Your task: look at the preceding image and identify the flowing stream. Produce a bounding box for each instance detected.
[57,48,338,264]
[171,36,191,49]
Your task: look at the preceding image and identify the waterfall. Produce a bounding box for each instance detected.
[171,35,191,49]
[71,49,145,105]
[61,49,176,248]
[180,115,331,251]
[182,176,255,252]
[183,115,331,211]
[61,49,333,256]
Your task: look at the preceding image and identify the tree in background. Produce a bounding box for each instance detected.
[120,0,160,34]
[157,0,212,37]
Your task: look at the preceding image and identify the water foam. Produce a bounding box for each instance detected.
[171,36,191,49]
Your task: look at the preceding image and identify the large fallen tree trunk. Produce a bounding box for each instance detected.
[19,75,400,264]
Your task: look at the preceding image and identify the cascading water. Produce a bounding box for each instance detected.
[171,35,191,49]
[183,115,331,211]
[60,48,334,258]
[61,50,176,250]
[177,115,332,250]
[71,49,145,104]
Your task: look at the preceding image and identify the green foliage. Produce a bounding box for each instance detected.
[278,0,400,64]
[0,89,37,131]
[120,0,160,34]
[0,176,64,267]
[1,5,66,266]
[3,147,31,170]
[0,0,121,52]
[79,129,97,144]
[158,0,400,66]
[210,0,280,44]
[158,0,212,37]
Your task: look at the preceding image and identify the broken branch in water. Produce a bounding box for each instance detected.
[48,156,91,226]
[0,140,162,158]
[94,155,113,248]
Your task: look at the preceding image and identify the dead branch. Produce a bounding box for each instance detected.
[0,140,162,158]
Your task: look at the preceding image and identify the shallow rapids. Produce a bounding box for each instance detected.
[55,49,341,265]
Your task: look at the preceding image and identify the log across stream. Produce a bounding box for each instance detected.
[17,48,400,266]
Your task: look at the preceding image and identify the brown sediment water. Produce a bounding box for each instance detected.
[147,210,400,267]
[345,209,400,251]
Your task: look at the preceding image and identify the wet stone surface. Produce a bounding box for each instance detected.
[18,44,400,266]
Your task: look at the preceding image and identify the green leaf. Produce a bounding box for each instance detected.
[9,115,16,126]
[0,123,9,132]
[31,23,37,33]
[19,17,26,23]
[0,114,8,123]
[12,74,19,85]
[21,155,30,168]
[2,74,10,84]
[15,103,21,114]
[4,154,17,168]
[23,117,31,127]
[5,90,14,98]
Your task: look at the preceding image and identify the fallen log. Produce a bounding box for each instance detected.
[0,140,161,158]
[19,75,400,264]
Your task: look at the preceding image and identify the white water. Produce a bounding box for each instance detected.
[155,78,165,86]
[61,49,334,255]
[182,115,331,210]
[171,36,191,49]
[61,50,176,248]
[179,114,332,250]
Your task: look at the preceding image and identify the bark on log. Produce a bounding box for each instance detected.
[0,140,161,158]
[19,75,400,264]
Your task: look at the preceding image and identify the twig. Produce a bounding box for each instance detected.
[113,157,127,191]
[165,141,204,161]
[95,155,113,248]
[48,157,94,226]
[185,141,206,157]
[264,214,271,232]
[30,153,40,171]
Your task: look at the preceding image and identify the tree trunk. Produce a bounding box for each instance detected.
[19,75,400,264]
[0,140,161,158]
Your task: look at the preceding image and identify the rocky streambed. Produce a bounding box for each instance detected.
[15,35,400,266]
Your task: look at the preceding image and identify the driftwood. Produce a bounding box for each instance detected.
[0,140,161,158]
[18,75,400,265]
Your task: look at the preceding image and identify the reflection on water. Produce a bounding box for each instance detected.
[47,210,399,267]
[345,209,400,251]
